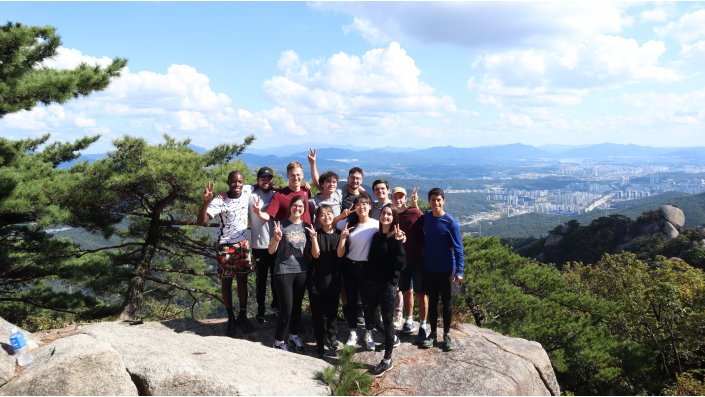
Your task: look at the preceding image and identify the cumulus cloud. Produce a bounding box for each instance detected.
[655,9,705,44]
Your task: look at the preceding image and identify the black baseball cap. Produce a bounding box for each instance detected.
[257,167,274,178]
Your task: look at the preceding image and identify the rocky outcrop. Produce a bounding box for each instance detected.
[660,205,685,229]
[1,316,559,396]
[358,324,559,396]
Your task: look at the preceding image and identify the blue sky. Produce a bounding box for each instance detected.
[2,1,705,153]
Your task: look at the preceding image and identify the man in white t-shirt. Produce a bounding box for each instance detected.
[198,171,255,337]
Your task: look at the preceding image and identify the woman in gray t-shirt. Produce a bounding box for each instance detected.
[268,195,313,352]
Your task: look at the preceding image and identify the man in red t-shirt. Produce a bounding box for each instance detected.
[253,161,311,224]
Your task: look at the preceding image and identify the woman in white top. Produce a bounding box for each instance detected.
[336,192,379,348]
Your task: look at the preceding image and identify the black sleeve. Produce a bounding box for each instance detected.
[390,237,407,285]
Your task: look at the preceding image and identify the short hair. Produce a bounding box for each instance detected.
[372,179,389,190]
[428,187,445,201]
[348,166,364,176]
[378,203,399,233]
[287,161,304,175]
[318,171,339,187]
[227,171,243,181]
[316,204,334,221]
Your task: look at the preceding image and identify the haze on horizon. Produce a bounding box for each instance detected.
[2,2,705,153]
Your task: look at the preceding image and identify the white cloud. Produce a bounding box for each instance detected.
[655,9,705,44]
[42,47,114,69]
[342,17,388,45]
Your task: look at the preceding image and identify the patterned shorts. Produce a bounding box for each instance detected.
[216,240,254,279]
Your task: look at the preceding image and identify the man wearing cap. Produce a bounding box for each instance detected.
[392,186,428,340]
[249,166,278,323]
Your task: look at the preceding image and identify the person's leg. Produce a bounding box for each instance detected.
[402,289,414,318]
[343,261,362,330]
[253,249,269,315]
[273,273,294,342]
[381,283,397,360]
[221,277,236,336]
[323,282,341,344]
[289,272,307,336]
[363,281,381,332]
[425,272,440,338]
[310,292,325,347]
[440,272,453,335]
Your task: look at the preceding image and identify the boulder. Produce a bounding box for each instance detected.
[0,334,137,396]
[660,205,685,229]
[356,323,560,396]
[81,321,330,396]
[662,221,680,239]
[543,234,563,247]
[0,318,33,388]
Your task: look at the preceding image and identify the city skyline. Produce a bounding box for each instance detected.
[2,2,705,153]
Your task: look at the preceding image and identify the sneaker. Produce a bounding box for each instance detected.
[316,344,326,358]
[365,330,375,351]
[401,321,416,335]
[443,334,456,351]
[288,334,305,352]
[369,359,393,377]
[345,330,358,346]
[226,316,237,337]
[393,315,404,330]
[255,308,266,324]
[273,341,289,352]
[393,334,401,348]
[327,336,340,351]
[237,314,254,333]
[421,333,436,349]
[414,326,427,345]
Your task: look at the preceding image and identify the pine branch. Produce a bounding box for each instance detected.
[144,276,222,303]
[76,242,143,257]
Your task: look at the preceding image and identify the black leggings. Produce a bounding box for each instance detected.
[309,283,340,347]
[342,259,367,329]
[365,280,397,359]
[273,272,307,341]
[424,270,453,336]
[253,248,277,310]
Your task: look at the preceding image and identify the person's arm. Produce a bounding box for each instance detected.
[448,217,465,281]
[306,225,320,259]
[409,186,419,209]
[308,148,322,191]
[391,236,407,285]
[197,181,214,225]
[337,222,350,258]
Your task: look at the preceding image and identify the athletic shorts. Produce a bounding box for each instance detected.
[216,240,253,279]
[398,262,423,293]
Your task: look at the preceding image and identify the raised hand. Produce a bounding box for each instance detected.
[341,203,354,218]
[272,220,283,241]
[340,221,352,239]
[252,195,262,214]
[203,181,214,202]
[393,224,406,241]
[308,148,317,164]
[304,224,318,239]
[410,186,419,208]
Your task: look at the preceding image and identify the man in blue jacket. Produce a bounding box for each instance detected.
[420,187,464,351]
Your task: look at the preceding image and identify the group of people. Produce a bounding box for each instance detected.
[197,149,465,376]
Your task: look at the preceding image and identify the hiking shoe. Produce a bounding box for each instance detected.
[345,330,358,346]
[289,334,305,352]
[237,314,254,333]
[421,333,436,349]
[443,334,456,351]
[327,336,340,351]
[273,341,289,352]
[316,344,326,358]
[414,326,427,345]
[376,335,401,352]
[255,308,266,323]
[393,315,404,330]
[370,359,393,377]
[226,316,237,337]
[365,330,376,351]
[393,334,401,347]
[401,321,416,335]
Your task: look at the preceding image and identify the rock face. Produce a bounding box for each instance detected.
[660,205,685,229]
[1,316,559,396]
[0,318,32,388]
[357,323,560,396]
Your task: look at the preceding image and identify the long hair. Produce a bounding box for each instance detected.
[378,202,399,233]
[346,191,373,231]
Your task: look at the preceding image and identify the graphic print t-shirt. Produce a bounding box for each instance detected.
[274,220,310,275]
[207,185,254,245]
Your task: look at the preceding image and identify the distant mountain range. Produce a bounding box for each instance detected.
[59,143,705,172]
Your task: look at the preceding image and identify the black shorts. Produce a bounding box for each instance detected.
[398,262,423,293]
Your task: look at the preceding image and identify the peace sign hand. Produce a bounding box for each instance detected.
[411,186,419,207]
[304,224,318,239]
[341,203,354,218]
[393,224,406,242]
[308,148,317,164]
[252,195,262,214]
[272,220,283,241]
[340,221,352,239]
[203,181,214,202]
